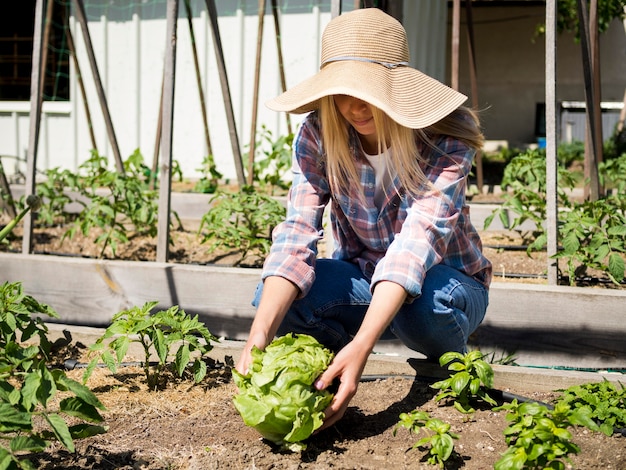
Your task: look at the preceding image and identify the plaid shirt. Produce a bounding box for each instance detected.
[262,112,492,299]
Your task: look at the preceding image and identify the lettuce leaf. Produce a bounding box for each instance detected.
[232,333,334,451]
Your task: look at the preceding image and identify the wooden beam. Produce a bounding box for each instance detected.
[156,0,179,263]
[450,0,460,90]
[2,253,625,369]
[205,0,245,187]
[464,0,483,192]
[71,0,124,174]
[184,0,213,157]
[271,0,292,135]
[576,0,601,200]
[22,0,45,254]
[545,0,559,285]
[247,0,266,186]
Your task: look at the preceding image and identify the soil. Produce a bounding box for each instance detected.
[23,337,626,470]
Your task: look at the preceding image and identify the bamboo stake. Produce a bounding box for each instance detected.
[22,0,45,254]
[155,0,179,263]
[270,0,291,135]
[184,0,213,156]
[71,0,124,173]
[65,26,98,151]
[204,0,245,187]
[576,0,601,201]
[464,0,483,193]
[247,0,266,186]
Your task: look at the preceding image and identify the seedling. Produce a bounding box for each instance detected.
[198,185,286,266]
[556,380,626,437]
[431,350,498,413]
[394,410,459,467]
[82,301,219,390]
[494,399,598,470]
[0,281,106,469]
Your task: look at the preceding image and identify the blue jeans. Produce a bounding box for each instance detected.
[252,259,489,360]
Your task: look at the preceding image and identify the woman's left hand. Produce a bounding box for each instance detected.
[313,338,371,430]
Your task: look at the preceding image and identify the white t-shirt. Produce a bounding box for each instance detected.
[363,149,395,210]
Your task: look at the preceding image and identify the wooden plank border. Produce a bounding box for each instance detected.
[1,253,625,369]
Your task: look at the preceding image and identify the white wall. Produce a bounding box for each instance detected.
[0,1,339,182]
[1,2,624,183]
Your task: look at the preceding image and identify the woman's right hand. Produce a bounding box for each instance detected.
[235,330,269,375]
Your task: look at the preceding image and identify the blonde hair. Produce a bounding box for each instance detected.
[319,96,483,199]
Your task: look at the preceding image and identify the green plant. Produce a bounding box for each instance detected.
[251,125,293,195]
[483,149,578,246]
[599,152,626,195]
[0,195,42,244]
[553,198,626,285]
[0,281,106,469]
[63,150,160,258]
[198,185,286,266]
[194,154,223,194]
[494,399,598,470]
[394,410,459,467]
[431,350,498,414]
[556,380,626,437]
[34,167,80,226]
[82,301,219,390]
[232,333,334,452]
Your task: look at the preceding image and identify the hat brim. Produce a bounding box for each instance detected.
[265,61,467,129]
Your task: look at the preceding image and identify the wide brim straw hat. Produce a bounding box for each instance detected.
[266,8,467,129]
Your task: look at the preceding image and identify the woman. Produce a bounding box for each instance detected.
[235,8,492,430]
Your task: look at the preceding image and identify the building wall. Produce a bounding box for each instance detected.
[1,2,624,183]
[450,5,626,147]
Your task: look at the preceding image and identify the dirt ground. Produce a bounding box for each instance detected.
[22,334,626,470]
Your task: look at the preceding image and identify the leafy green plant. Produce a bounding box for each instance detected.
[599,152,626,196]
[63,150,160,258]
[232,333,334,452]
[82,301,219,390]
[556,380,626,437]
[251,125,293,195]
[194,154,223,194]
[394,410,459,467]
[483,149,578,246]
[431,350,498,414]
[198,185,286,266]
[553,198,626,285]
[494,399,598,470]
[0,281,106,469]
[34,167,79,226]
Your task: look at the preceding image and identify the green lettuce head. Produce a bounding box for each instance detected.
[232,333,334,451]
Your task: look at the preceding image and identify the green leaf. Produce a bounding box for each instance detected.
[0,403,32,432]
[450,371,470,395]
[68,423,108,439]
[59,397,104,422]
[9,435,48,453]
[608,253,625,282]
[175,344,190,377]
[44,413,74,452]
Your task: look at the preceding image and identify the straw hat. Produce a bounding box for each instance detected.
[266,8,467,129]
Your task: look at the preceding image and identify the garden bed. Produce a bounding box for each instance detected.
[21,324,626,470]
